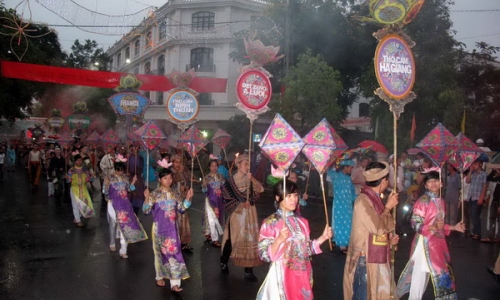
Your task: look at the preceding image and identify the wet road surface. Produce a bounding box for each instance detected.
[0,166,499,299]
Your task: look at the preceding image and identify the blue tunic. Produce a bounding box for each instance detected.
[327,169,356,248]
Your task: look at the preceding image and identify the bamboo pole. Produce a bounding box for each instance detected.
[390,112,398,299]
[461,172,464,222]
[304,163,312,195]
[223,148,230,170]
[190,145,195,191]
[196,155,205,179]
[320,176,333,251]
[246,120,254,202]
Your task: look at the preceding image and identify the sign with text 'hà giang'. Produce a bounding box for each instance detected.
[375,34,416,100]
[166,90,200,123]
[236,69,272,110]
[108,92,151,116]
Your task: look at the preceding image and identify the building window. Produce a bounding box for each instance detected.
[134,67,139,74]
[157,55,165,75]
[198,93,212,105]
[145,61,151,74]
[159,20,167,40]
[145,31,152,49]
[134,39,140,57]
[157,92,164,105]
[116,53,122,67]
[359,103,369,118]
[144,91,150,99]
[192,12,214,31]
[125,47,130,60]
[190,48,213,72]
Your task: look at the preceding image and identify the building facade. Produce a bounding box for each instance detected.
[106,0,268,142]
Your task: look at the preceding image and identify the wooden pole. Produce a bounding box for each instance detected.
[461,172,464,222]
[320,176,333,251]
[246,120,254,202]
[196,155,205,179]
[390,112,398,299]
[190,145,195,191]
[304,163,312,195]
[223,148,230,169]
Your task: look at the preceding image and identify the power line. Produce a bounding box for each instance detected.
[458,32,500,40]
[450,9,500,12]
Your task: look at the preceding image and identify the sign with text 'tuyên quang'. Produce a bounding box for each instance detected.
[375,34,416,100]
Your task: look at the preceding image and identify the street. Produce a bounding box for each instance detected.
[0,166,499,300]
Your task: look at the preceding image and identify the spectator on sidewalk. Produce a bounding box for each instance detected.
[466,160,488,240]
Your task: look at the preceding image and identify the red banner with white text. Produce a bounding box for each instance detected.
[0,60,227,93]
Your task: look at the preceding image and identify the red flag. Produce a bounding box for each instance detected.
[410,113,416,143]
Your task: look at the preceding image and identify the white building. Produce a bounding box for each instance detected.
[106,0,268,139]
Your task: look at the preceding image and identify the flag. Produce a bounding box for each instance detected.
[461,109,466,134]
[410,113,416,143]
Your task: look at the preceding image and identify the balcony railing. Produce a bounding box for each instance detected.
[186,64,215,72]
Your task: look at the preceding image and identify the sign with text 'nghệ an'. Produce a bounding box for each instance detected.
[375,34,415,100]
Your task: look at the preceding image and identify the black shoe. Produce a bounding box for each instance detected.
[487,267,500,284]
[220,263,229,274]
[244,272,258,282]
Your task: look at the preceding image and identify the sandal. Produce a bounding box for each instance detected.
[156,280,165,287]
[205,235,212,243]
[109,246,116,252]
[171,285,183,293]
[211,241,221,247]
[472,234,480,240]
[76,222,84,227]
[120,254,128,259]
[481,238,492,243]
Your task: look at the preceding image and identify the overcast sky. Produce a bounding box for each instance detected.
[3,0,500,54]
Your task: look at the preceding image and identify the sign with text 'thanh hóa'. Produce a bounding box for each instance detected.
[166,90,200,123]
[107,92,151,116]
[375,34,416,100]
[236,69,272,110]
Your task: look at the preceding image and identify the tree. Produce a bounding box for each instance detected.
[277,50,343,134]
[230,0,376,120]
[219,115,251,154]
[0,2,65,121]
[360,0,467,150]
[65,39,110,71]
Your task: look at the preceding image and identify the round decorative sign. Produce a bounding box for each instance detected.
[166,90,199,122]
[375,34,416,99]
[108,92,151,116]
[236,69,272,109]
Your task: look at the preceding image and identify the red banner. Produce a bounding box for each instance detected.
[0,60,227,93]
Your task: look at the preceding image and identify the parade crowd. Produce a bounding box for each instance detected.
[1,140,500,300]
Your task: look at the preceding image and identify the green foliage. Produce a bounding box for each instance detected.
[0,4,65,121]
[276,50,343,134]
[65,39,110,70]
[219,115,251,154]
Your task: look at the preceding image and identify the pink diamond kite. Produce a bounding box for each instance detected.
[100,128,120,151]
[258,114,304,172]
[301,118,348,174]
[416,123,460,166]
[448,133,484,171]
[134,120,166,150]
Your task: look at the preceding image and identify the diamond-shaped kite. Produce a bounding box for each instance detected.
[134,120,166,150]
[448,133,484,171]
[301,118,348,174]
[85,130,101,147]
[416,123,460,166]
[56,130,74,149]
[258,113,304,172]
[177,125,209,157]
[211,128,232,150]
[100,128,120,151]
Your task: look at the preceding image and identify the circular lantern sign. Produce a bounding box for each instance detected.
[236,69,272,109]
[166,90,200,122]
[375,34,416,100]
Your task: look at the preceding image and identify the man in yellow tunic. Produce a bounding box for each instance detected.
[343,161,399,300]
